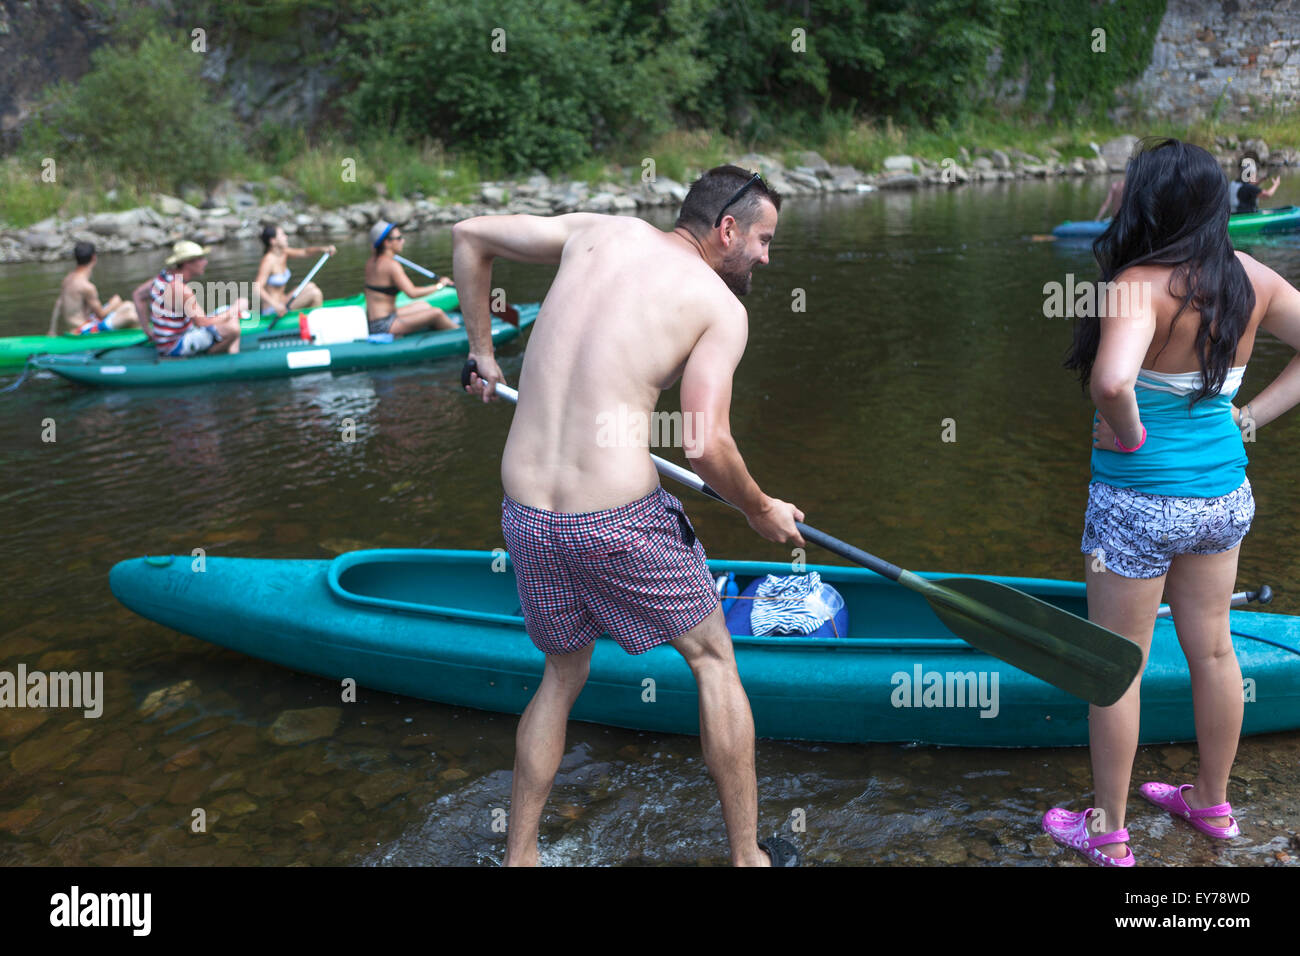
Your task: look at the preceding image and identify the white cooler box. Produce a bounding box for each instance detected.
[299,305,369,345]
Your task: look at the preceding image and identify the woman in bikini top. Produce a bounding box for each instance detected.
[363,220,455,337]
[255,225,334,317]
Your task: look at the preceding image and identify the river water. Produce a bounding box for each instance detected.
[1,180,1297,866]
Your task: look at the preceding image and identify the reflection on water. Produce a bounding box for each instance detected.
[1,181,1298,866]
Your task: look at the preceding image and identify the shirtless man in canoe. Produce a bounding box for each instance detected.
[453,165,804,867]
[48,242,140,335]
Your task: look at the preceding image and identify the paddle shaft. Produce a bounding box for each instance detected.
[270,252,331,329]
[488,381,905,578]
[285,252,330,308]
[396,255,453,284]
[1157,585,1272,618]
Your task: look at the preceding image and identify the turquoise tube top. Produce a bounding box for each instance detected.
[1090,366,1248,497]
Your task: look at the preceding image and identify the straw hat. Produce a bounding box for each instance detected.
[165,240,209,266]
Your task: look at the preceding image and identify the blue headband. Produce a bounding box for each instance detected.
[373,223,395,249]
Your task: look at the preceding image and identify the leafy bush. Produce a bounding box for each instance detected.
[343,0,710,171]
[23,30,242,191]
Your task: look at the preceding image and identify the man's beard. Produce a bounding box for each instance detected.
[718,249,754,296]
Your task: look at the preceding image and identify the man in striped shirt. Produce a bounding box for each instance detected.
[146,241,245,357]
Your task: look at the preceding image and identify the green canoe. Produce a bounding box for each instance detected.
[28,303,536,387]
[109,548,1300,747]
[1053,205,1300,239]
[0,287,460,370]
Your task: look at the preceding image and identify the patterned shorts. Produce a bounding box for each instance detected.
[502,486,719,655]
[164,323,221,357]
[1080,479,1255,579]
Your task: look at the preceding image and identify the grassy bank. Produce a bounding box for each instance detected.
[5,112,1299,230]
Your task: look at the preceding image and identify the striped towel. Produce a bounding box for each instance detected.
[749,572,836,636]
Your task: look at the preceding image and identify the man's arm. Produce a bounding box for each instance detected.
[1095,181,1123,220]
[679,304,804,546]
[47,299,61,336]
[84,283,108,320]
[174,277,206,325]
[451,213,605,400]
[131,278,153,335]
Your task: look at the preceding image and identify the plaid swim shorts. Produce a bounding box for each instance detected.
[501,485,719,655]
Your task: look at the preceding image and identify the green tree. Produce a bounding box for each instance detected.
[25,30,241,190]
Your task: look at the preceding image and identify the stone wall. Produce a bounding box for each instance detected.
[1113,0,1300,121]
[0,1,109,149]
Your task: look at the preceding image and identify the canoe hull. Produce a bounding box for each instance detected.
[0,288,459,370]
[109,549,1300,747]
[30,304,535,387]
[1054,205,1300,240]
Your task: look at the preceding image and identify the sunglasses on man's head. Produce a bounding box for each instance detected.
[714,172,763,228]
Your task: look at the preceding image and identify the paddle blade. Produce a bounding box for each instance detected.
[903,573,1143,706]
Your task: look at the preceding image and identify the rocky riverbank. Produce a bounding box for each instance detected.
[3,135,1295,265]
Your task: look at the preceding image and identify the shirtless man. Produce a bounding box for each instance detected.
[48,242,139,335]
[453,165,804,867]
[1095,178,1125,221]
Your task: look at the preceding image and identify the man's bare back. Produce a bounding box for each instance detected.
[500,215,745,511]
[51,269,119,333]
[49,246,137,335]
[454,205,798,544]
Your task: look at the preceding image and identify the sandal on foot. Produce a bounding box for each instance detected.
[758,837,800,867]
[1042,807,1134,867]
[1139,782,1239,838]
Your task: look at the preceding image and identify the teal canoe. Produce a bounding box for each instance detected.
[0,287,460,370]
[108,548,1300,747]
[28,304,536,387]
[1053,205,1300,240]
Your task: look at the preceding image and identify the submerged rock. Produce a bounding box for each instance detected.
[138,680,199,719]
[353,771,416,809]
[9,726,93,774]
[269,706,342,745]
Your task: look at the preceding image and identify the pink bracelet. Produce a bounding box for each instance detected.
[1114,424,1147,453]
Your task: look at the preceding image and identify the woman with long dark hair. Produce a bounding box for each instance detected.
[1048,137,1300,865]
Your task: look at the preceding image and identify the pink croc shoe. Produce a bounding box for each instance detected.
[1042,807,1135,867]
[1139,782,1239,838]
